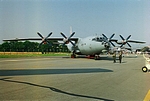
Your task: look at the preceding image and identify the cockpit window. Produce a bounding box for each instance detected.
[92,37,104,42]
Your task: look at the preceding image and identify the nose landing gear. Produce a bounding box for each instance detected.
[94,55,100,60]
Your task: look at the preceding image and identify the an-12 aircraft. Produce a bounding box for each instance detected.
[3,30,145,59]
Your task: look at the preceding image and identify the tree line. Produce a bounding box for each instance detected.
[0,41,70,53]
[0,41,149,54]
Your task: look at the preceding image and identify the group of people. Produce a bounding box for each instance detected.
[112,51,123,63]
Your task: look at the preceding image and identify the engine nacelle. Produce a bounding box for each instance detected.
[63,38,69,44]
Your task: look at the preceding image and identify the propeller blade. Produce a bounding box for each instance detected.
[39,41,44,47]
[126,35,131,40]
[110,33,115,39]
[45,32,52,39]
[60,32,67,39]
[68,32,75,39]
[37,32,44,38]
[68,32,75,46]
[127,42,131,47]
[110,41,115,47]
[119,35,125,40]
[120,43,124,47]
[102,34,108,39]
[69,40,75,46]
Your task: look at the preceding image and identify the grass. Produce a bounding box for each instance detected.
[0,52,71,58]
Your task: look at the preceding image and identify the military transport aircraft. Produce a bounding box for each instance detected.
[3,31,145,59]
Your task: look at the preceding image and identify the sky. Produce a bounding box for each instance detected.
[0,0,150,47]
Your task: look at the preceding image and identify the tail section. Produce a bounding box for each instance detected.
[70,26,72,35]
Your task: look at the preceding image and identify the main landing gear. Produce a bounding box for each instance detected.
[71,54,76,58]
[70,53,100,60]
[87,55,100,60]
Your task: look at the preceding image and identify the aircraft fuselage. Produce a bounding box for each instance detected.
[67,36,109,55]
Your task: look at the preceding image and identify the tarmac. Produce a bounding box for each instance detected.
[0,54,150,101]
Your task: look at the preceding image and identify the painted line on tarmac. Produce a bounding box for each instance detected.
[0,58,51,62]
[144,90,150,101]
[1,60,20,62]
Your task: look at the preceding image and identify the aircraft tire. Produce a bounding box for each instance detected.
[142,66,148,72]
[94,56,100,60]
[71,54,76,58]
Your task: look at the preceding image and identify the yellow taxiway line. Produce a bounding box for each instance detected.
[144,90,150,101]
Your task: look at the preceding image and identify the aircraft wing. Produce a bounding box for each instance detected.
[109,39,146,44]
[127,40,146,43]
[3,37,79,42]
[3,38,42,41]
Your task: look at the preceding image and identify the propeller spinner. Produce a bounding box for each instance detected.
[37,32,52,47]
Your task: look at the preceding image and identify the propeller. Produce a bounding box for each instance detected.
[119,35,131,47]
[102,33,116,47]
[37,32,52,47]
[60,32,75,46]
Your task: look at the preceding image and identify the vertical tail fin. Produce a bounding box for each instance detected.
[70,26,72,35]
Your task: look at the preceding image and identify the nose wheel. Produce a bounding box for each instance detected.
[94,55,100,60]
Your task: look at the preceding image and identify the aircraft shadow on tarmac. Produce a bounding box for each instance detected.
[0,68,113,76]
[0,78,114,101]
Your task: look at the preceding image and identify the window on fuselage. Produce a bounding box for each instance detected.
[92,37,104,42]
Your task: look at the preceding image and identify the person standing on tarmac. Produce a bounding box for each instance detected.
[119,51,123,63]
[112,51,116,63]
